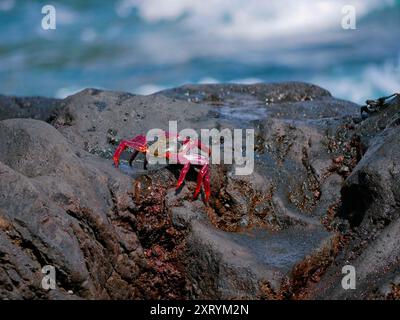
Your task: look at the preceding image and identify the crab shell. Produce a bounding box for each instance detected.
[113,132,211,202]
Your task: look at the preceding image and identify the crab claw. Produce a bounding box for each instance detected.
[112,135,148,167]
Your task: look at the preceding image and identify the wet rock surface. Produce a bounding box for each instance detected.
[0,83,398,299]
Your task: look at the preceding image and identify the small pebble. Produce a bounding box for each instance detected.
[339,166,350,173]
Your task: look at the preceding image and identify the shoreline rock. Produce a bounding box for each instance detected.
[0,82,399,299]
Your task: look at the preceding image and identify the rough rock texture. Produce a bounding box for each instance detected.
[0,95,61,122]
[0,82,398,299]
[311,95,400,299]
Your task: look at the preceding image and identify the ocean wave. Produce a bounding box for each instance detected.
[312,57,400,104]
[131,60,400,104]
[1,0,398,102]
[133,77,263,95]
[55,86,87,99]
[128,0,395,40]
[134,84,166,95]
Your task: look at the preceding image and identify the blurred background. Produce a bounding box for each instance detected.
[0,0,399,103]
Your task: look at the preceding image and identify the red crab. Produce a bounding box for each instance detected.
[113,132,211,202]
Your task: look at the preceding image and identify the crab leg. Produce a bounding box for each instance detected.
[203,167,211,202]
[193,164,209,200]
[176,162,190,189]
[128,150,148,169]
[128,150,139,167]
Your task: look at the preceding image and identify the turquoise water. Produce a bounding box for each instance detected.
[0,0,399,103]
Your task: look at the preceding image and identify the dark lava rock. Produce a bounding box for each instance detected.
[0,119,142,299]
[312,101,400,299]
[51,88,217,160]
[0,82,398,299]
[0,95,61,122]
